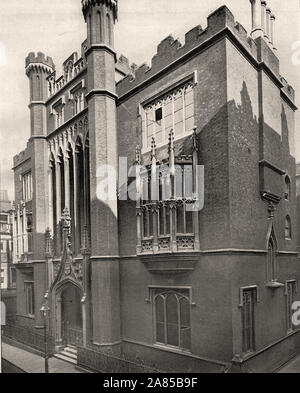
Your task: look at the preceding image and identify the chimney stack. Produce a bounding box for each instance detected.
[250,0,263,39]
[266,8,271,41]
[261,1,267,37]
[250,1,276,51]
[270,14,276,50]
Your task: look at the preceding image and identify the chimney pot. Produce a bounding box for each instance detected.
[266,8,271,41]
[250,0,263,39]
[270,14,276,49]
[260,1,267,36]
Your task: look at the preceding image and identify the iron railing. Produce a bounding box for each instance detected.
[77,346,167,373]
[2,322,55,354]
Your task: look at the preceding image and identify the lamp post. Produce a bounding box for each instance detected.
[40,304,50,373]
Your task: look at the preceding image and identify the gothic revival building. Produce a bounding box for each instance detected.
[11,0,299,372]
[0,190,14,290]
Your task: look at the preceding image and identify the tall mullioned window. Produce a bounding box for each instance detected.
[286,280,297,333]
[52,99,65,129]
[22,172,33,202]
[25,281,35,316]
[153,289,191,351]
[267,228,278,282]
[285,216,292,240]
[241,287,257,354]
[73,90,84,116]
[284,175,291,201]
[56,107,64,127]
[143,82,194,150]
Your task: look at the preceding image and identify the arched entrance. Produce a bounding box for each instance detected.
[54,280,83,348]
[61,283,83,346]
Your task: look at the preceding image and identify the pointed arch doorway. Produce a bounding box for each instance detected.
[55,280,83,348]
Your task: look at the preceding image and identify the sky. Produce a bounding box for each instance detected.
[0,0,299,200]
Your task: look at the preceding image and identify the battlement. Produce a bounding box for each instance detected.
[116,54,134,76]
[13,142,31,169]
[63,52,79,70]
[81,0,118,20]
[117,6,258,97]
[46,43,88,99]
[25,52,55,70]
[116,5,295,105]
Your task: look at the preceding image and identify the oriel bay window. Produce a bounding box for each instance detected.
[136,128,200,254]
[153,288,191,351]
[143,81,195,151]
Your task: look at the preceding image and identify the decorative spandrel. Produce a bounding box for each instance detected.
[50,208,83,287]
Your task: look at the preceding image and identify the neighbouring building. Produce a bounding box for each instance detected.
[0,190,14,290]
[296,163,300,251]
[10,0,300,373]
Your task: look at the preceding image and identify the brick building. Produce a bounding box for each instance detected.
[11,0,300,372]
[0,190,14,290]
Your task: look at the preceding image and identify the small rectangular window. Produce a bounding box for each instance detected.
[241,287,257,354]
[155,107,162,122]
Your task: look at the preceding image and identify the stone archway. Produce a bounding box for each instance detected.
[53,279,84,349]
[47,208,90,351]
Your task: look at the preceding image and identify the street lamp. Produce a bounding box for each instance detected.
[40,304,50,373]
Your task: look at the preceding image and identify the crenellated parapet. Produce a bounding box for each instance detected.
[25,51,55,76]
[117,6,258,97]
[116,54,135,77]
[116,5,295,106]
[81,0,118,21]
[46,44,87,98]
[13,142,31,169]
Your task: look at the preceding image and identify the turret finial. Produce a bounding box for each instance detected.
[151,137,156,161]
[192,127,198,152]
[82,0,118,21]
[135,145,141,165]
[168,129,174,154]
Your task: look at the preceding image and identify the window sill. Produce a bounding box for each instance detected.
[232,351,255,363]
[140,251,199,273]
[17,313,35,320]
[153,343,191,356]
[141,131,194,155]
[265,281,285,289]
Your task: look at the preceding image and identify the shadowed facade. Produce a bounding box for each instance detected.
[9,0,300,373]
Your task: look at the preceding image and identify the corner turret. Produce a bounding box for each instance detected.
[82,0,118,48]
[25,52,55,103]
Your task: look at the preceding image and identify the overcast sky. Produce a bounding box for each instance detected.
[0,0,299,200]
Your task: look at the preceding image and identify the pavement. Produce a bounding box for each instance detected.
[1,342,82,373]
